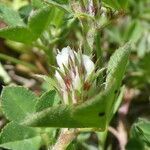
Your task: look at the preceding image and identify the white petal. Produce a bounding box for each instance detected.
[62,46,75,59]
[82,55,95,76]
[72,91,77,104]
[63,90,69,104]
[55,71,66,89]
[72,67,81,90]
[56,46,75,71]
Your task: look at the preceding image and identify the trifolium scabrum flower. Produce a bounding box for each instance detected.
[55,46,101,105]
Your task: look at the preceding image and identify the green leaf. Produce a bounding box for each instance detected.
[117,0,128,9]
[21,81,115,129]
[103,0,128,10]
[73,82,116,129]
[0,6,52,44]
[0,122,42,150]
[0,26,36,43]
[31,0,46,8]
[108,86,125,122]
[19,5,33,23]
[131,118,150,146]
[123,20,143,43]
[0,3,25,26]
[49,7,66,28]
[34,74,57,90]
[126,138,144,150]
[45,0,71,13]
[49,0,69,4]
[22,104,80,127]
[105,43,131,121]
[106,43,131,88]
[36,90,60,112]
[28,6,51,36]
[112,86,125,115]
[1,86,37,122]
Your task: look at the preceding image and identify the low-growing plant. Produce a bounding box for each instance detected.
[0,0,149,150]
[0,44,131,150]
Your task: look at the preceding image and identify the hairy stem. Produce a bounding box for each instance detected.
[51,129,78,150]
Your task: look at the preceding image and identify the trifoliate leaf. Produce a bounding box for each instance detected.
[0,122,42,150]
[1,86,37,122]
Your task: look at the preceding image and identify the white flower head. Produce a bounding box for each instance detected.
[55,46,95,104]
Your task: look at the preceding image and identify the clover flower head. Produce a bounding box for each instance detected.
[55,46,96,104]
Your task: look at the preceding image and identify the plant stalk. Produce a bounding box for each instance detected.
[51,129,78,150]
